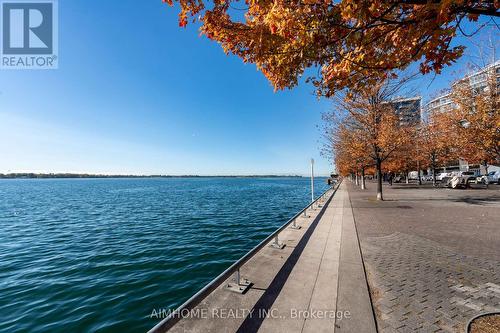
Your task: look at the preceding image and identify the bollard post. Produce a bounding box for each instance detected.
[226,268,252,294]
[270,234,285,249]
[235,269,240,285]
[310,158,315,204]
[290,216,301,229]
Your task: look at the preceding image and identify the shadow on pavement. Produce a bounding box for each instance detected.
[234,194,333,333]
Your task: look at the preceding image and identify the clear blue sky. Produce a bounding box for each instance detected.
[0,1,497,176]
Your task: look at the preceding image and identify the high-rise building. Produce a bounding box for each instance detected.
[423,60,500,120]
[465,59,500,92]
[423,93,453,119]
[422,60,500,173]
[390,96,422,125]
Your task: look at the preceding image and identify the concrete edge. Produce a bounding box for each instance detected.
[334,184,377,333]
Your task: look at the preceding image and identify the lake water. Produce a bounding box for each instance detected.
[0,177,328,332]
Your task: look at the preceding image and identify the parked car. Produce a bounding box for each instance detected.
[476,175,488,184]
[446,172,477,188]
[459,171,477,184]
[435,172,452,181]
[440,171,459,185]
[487,170,500,184]
[423,175,434,182]
[440,172,458,184]
[408,171,419,180]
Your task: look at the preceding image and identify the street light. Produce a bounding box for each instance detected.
[311,158,315,204]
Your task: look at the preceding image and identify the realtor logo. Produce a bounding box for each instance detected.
[1,0,58,69]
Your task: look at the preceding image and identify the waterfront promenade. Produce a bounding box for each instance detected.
[149,183,376,333]
[349,181,500,332]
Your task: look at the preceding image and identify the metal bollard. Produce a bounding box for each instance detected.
[226,268,252,294]
[290,217,301,229]
[270,234,285,249]
[235,269,240,285]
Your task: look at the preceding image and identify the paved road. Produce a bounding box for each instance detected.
[348,181,500,332]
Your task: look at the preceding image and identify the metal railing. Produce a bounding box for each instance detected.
[147,181,341,333]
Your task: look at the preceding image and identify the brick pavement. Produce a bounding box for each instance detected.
[347,181,500,333]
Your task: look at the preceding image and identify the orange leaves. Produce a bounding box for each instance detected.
[179,13,188,27]
[446,69,500,164]
[436,0,454,23]
[164,0,496,96]
[467,13,479,21]
[326,79,418,177]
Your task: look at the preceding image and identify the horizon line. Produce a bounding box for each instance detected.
[0,172,332,178]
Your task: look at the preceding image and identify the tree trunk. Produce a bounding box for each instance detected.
[417,159,422,185]
[376,158,383,200]
[484,160,489,188]
[361,167,366,190]
[432,159,437,187]
[405,170,409,184]
[355,171,359,186]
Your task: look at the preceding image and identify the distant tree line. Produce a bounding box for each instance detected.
[0,173,304,179]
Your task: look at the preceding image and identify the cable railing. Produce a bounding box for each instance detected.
[147,181,341,333]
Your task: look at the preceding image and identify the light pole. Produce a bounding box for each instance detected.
[416,125,422,185]
[311,158,315,204]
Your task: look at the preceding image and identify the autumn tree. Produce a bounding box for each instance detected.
[417,111,458,185]
[331,125,359,184]
[322,112,371,189]
[385,130,419,183]
[324,79,413,200]
[165,0,498,95]
[341,125,372,189]
[448,62,500,174]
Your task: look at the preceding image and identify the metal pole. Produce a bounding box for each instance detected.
[290,215,301,229]
[311,158,315,205]
[234,269,240,285]
[270,234,284,249]
[226,267,251,294]
[416,126,422,186]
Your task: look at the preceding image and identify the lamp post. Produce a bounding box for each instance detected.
[311,158,315,204]
[416,125,422,185]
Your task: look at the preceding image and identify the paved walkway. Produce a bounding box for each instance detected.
[150,183,376,333]
[348,181,500,333]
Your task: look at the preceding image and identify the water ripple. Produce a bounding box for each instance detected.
[0,177,328,332]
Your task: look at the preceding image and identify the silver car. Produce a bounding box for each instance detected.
[487,170,500,184]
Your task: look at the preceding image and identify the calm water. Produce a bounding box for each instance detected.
[0,177,328,333]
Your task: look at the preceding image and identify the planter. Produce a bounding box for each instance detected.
[467,312,500,333]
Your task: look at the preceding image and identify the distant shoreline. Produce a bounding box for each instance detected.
[0,173,307,179]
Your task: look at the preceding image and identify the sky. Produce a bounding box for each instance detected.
[0,1,498,176]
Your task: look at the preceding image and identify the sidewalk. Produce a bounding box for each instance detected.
[152,183,376,333]
[348,181,500,332]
